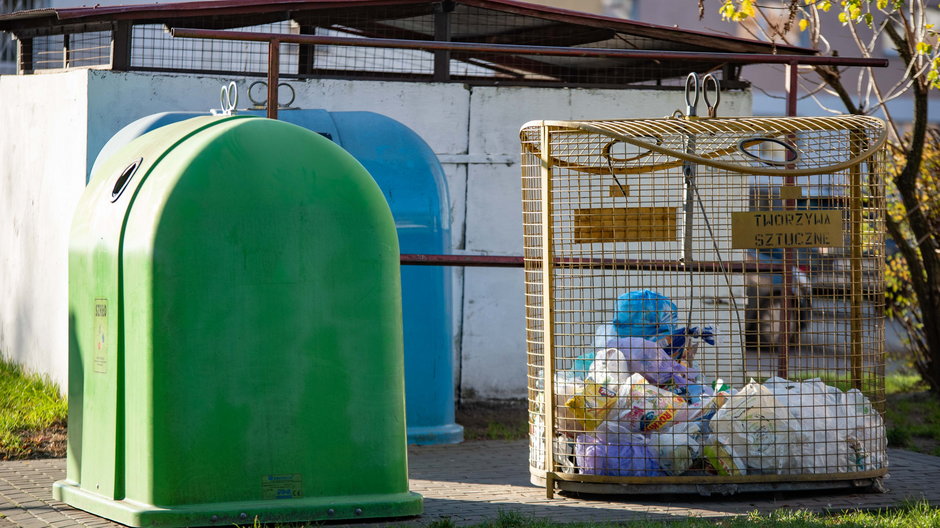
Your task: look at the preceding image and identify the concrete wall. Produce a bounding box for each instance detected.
[0,69,751,398]
[0,70,89,387]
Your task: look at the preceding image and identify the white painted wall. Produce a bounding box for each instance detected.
[0,70,89,387]
[0,69,751,398]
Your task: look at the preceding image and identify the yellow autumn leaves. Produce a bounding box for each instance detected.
[717,0,940,89]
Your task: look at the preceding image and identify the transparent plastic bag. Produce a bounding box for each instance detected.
[648,420,705,475]
[764,377,887,473]
[711,381,808,474]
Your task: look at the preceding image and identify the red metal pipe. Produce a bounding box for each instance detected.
[169,28,889,68]
[400,253,790,273]
[786,61,799,116]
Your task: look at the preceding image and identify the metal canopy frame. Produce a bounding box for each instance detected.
[2,0,819,83]
[156,28,890,272]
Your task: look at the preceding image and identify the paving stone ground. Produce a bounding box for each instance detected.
[2,441,938,527]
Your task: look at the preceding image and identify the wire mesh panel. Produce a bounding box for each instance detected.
[2,1,758,86]
[521,114,888,495]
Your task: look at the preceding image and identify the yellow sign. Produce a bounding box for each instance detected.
[574,206,676,243]
[731,210,844,249]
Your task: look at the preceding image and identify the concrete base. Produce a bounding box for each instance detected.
[408,423,465,446]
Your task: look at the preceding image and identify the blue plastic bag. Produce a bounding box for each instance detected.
[612,290,678,340]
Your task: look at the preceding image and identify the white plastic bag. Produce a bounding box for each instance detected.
[764,377,887,473]
[647,420,705,475]
[711,381,808,474]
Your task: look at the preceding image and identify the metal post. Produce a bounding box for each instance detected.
[62,33,70,69]
[777,61,799,378]
[433,1,452,82]
[786,61,799,116]
[297,24,316,76]
[17,36,32,75]
[850,133,864,390]
[539,122,556,499]
[111,21,132,71]
[267,39,280,120]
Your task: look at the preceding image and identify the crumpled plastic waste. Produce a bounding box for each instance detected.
[648,420,705,475]
[659,326,717,362]
[530,412,578,473]
[702,439,745,476]
[564,381,619,432]
[764,377,887,473]
[594,290,678,347]
[602,373,690,433]
[552,377,587,434]
[575,431,665,476]
[687,389,729,423]
[591,340,701,388]
[710,381,809,474]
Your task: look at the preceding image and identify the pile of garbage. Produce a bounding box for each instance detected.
[530,290,887,477]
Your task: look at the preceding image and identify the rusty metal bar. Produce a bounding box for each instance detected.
[786,61,799,116]
[267,39,280,119]
[169,27,889,68]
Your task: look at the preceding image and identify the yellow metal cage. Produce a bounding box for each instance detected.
[520,114,889,496]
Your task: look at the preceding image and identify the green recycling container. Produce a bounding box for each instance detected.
[55,115,422,527]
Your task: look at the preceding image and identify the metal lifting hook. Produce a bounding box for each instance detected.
[684,72,721,119]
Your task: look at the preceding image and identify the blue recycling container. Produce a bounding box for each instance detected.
[93,110,463,445]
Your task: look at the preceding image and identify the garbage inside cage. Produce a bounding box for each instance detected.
[520,113,890,492]
[529,288,887,478]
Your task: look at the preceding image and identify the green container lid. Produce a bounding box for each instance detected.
[57,116,422,526]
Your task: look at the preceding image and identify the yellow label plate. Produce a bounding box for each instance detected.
[608,185,630,198]
[779,185,803,200]
[574,207,676,243]
[94,298,108,374]
[731,210,844,249]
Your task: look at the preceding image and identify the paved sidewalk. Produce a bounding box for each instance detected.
[2,441,939,527]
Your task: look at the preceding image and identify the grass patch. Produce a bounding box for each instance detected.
[885,373,926,395]
[237,501,940,527]
[0,356,68,460]
[880,371,940,453]
[457,400,528,441]
[443,502,940,528]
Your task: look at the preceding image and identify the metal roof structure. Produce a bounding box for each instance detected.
[0,0,817,86]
